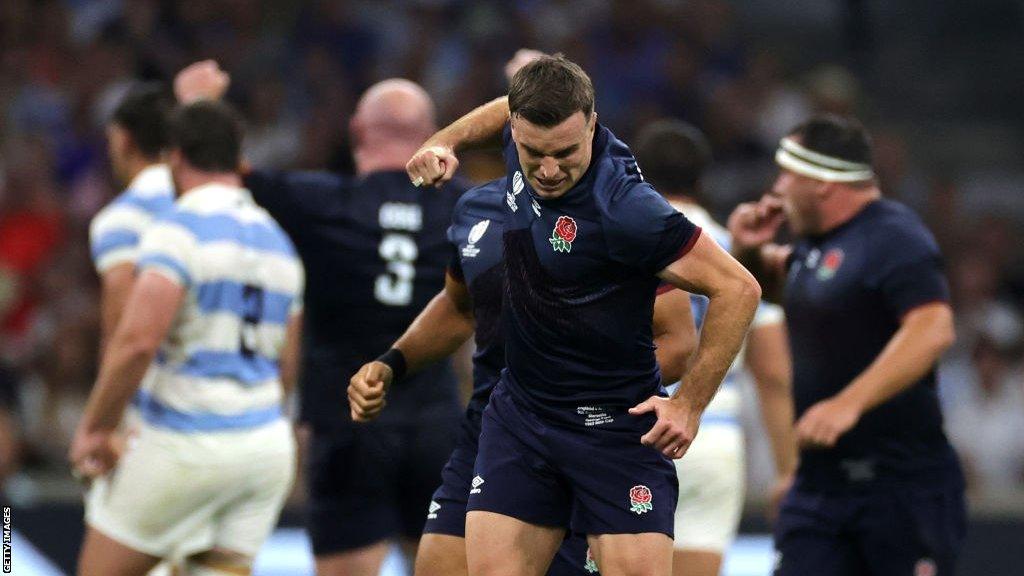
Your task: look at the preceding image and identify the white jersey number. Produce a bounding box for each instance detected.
[375,233,418,306]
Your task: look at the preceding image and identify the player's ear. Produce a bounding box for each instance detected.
[107,124,127,157]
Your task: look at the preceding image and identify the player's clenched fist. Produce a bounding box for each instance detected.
[348,361,394,421]
[406,144,459,188]
[629,396,702,459]
[727,195,786,250]
[174,59,230,104]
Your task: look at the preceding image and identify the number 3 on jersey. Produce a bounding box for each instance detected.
[374,203,423,306]
[375,234,418,305]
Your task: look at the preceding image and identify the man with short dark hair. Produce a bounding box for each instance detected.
[633,120,798,576]
[90,83,176,353]
[728,114,966,575]
[71,100,302,576]
[361,54,762,576]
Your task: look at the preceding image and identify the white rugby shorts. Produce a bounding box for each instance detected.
[673,423,744,552]
[85,418,295,558]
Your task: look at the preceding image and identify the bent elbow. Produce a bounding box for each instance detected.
[935,320,956,355]
[739,272,762,313]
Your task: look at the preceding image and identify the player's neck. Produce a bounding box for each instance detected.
[818,186,882,233]
[355,143,422,176]
[176,169,242,198]
[122,157,161,187]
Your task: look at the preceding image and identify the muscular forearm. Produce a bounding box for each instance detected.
[81,338,156,432]
[837,304,954,414]
[393,292,475,375]
[427,97,510,152]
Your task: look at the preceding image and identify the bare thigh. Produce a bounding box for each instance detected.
[466,511,564,576]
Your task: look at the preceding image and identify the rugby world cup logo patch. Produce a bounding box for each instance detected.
[549,215,577,253]
[628,485,653,514]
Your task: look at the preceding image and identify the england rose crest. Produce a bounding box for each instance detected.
[584,547,599,574]
[549,215,577,253]
[628,485,653,514]
[816,248,844,281]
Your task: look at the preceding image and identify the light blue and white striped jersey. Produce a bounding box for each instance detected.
[669,202,784,426]
[89,164,176,273]
[134,183,304,433]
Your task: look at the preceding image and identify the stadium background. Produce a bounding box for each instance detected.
[1,0,1022,574]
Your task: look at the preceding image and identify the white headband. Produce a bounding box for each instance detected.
[775,137,874,182]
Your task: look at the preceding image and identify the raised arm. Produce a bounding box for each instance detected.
[405,97,510,188]
[348,273,476,421]
[727,195,791,303]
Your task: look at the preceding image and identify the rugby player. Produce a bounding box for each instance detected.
[634,120,798,576]
[728,114,965,575]
[89,83,175,352]
[402,55,761,576]
[70,101,303,576]
[175,60,466,576]
[350,175,696,575]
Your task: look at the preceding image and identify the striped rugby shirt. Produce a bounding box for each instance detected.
[131,183,304,433]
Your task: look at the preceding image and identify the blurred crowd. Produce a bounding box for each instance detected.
[1,0,1022,506]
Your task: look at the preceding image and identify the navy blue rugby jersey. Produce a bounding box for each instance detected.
[499,123,700,430]
[784,198,961,488]
[245,169,466,428]
[447,178,507,414]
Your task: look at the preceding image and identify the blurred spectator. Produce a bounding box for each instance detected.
[0,0,1020,506]
[942,305,1024,493]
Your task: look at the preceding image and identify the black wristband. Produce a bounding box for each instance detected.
[376,348,408,382]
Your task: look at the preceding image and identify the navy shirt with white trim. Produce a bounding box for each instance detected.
[785,198,961,488]
[499,123,700,431]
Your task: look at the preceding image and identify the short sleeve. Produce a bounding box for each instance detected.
[136,218,200,288]
[90,216,140,272]
[868,224,950,318]
[89,201,153,273]
[448,247,465,283]
[604,183,700,273]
